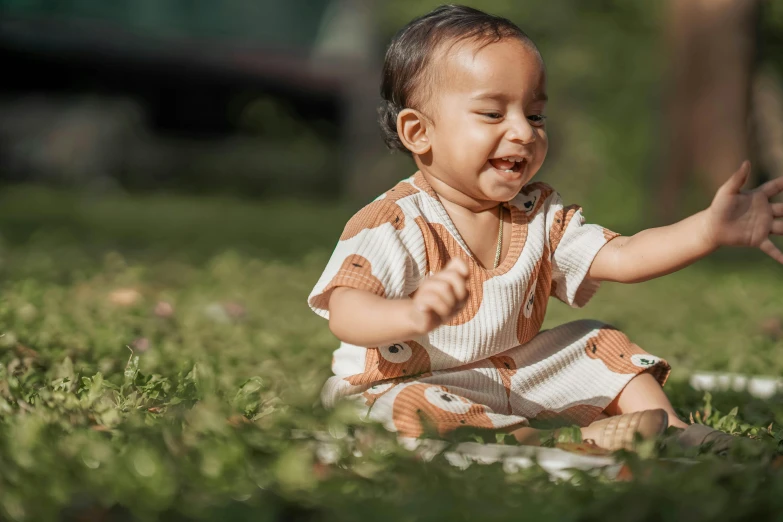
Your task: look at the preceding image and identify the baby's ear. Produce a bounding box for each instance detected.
[397,108,431,155]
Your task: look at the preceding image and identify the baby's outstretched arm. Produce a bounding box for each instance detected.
[589,161,783,283]
[328,259,469,346]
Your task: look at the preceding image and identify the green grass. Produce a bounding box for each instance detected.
[0,185,783,521]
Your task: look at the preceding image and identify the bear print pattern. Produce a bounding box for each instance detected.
[309,255,386,311]
[584,326,670,384]
[340,182,420,241]
[549,205,582,253]
[345,340,432,386]
[413,203,533,326]
[518,183,553,220]
[534,404,605,428]
[391,383,495,438]
[489,355,518,414]
[517,243,552,345]
[361,382,398,407]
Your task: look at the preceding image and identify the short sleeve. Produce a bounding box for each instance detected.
[307,197,423,320]
[547,192,620,308]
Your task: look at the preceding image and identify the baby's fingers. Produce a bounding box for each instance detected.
[416,280,457,317]
[434,268,469,303]
[444,257,469,278]
[771,219,783,236]
[773,203,783,218]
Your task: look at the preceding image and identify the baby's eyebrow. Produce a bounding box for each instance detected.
[469,91,548,102]
[470,91,506,101]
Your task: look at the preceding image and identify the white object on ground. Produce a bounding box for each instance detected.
[689,371,782,399]
[300,429,624,480]
[400,438,624,480]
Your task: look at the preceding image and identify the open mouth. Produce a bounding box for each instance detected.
[489,156,526,174]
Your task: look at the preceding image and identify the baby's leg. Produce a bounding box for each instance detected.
[509,426,545,445]
[509,418,605,446]
[602,372,688,429]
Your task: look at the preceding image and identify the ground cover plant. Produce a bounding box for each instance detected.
[0,185,783,522]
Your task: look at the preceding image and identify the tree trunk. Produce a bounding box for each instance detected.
[752,68,783,183]
[658,0,758,222]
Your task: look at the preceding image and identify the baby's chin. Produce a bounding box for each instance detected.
[479,167,532,201]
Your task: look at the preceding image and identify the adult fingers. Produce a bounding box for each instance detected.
[760,238,783,265]
[760,173,783,199]
[773,203,783,218]
[718,160,750,196]
[771,219,783,235]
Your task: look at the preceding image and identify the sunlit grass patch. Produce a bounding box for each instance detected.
[0,186,782,521]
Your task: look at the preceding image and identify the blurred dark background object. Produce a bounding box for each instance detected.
[1,0,782,215]
[0,0,393,199]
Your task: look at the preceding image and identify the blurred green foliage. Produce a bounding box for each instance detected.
[0,186,782,521]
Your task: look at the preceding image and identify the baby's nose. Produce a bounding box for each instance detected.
[507,118,536,144]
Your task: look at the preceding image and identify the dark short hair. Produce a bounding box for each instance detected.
[378,4,538,154]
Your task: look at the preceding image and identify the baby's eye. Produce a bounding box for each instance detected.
[482,112,503,120]
[527,115,547,126]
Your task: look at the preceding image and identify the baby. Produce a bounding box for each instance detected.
[308,5,783,451]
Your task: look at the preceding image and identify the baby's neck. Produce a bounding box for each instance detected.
[421,171,501,215]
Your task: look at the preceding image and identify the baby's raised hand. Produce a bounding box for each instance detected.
[408,258,470,334]
[706,161,783,263]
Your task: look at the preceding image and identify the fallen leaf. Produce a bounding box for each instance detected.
[227,414,251,427]
[204,303,230,323]
[223,302,246,319]
[14,344,39,360]
[615,464,634,481]
[312,461,332,480]
[131,337,151,353]
[154,301,175,318]
[203,302,246,323]
[760,317,783,340]
[109,288,142,306]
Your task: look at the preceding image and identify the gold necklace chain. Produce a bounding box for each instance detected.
[493,203,504,269]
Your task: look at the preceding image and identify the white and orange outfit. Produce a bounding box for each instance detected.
[308,173,670,439]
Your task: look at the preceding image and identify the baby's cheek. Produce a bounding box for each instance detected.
[532,131,548,166]
[458,123,498,158]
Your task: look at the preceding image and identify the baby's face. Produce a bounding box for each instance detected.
[422,38,548,203]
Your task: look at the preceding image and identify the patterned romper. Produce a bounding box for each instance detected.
[308,172,670,439]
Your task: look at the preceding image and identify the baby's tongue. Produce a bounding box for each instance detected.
[489,158,515,171]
